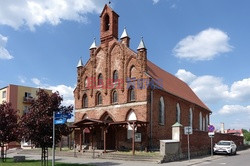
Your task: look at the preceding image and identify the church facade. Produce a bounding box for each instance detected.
[73,5,211,151]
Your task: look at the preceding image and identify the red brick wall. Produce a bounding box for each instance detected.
[181,130,244,153]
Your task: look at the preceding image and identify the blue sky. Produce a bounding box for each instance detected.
[1,0,250,130]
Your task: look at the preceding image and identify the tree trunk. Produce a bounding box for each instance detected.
[41,147,48,166]
[0,143,6,162]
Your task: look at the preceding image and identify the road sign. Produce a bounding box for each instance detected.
[55,118,67,125]
[208,125,215,132]
[184,126,193,135]
[55,113,72,119]
[208,132,215,137]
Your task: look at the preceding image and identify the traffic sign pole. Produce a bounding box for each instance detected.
[52,111,55,166]
[211,137,213,157]
[187,133,190,161]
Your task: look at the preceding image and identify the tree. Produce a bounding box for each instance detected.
[0,102,19,162]
[19,89,73,166]
[242,129,250,142]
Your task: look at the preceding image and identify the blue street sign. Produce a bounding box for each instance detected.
[55,113,72,119]
[55,118,67,125]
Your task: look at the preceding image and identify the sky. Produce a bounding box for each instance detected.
[0,0,250,130]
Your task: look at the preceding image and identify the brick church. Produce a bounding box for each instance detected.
[73,4,211,152]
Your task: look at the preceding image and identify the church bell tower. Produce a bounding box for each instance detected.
[100,4,119,44]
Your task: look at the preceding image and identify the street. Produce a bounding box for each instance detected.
[6,148,250,166]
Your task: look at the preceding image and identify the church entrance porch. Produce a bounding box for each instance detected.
[72,118,148,155]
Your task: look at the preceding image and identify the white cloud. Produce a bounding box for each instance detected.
[218,105,250,115]
[0,34,13,60]
[175,69,250,104]
[44,84,74,106]
[0,0,106,30]
[173,28,232,61]
[175,69,197,84]
[152,0,160,4]
[31,78,41,85]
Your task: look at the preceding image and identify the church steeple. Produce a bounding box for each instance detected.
[100,4,119,44]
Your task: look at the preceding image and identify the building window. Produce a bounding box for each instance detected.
[23,106,29,115]
[98,74,103,86]
[127,110,137,139]
[96,92,102,105]
[159,97,165,125]
[82,94,88,108]
[25,92,32,98]
[206,115,209,131]
[128,86,135,102]
[2,91,6,98]
[130,66,136,78]
[189,108,193,127]
[113,70,118,83]
[112,90,118,104]
[203,117,205,131]
[199,112,202,131]
[84,77,88,88]
[104,14,110,31]
[176,103,181,123]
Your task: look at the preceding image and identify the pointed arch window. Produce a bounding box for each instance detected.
[189,108,193,127]
[159,97,165,125]
[130,66,136,78]
[84,76,88,88]
[112,90,118,104]
[127,110,137,139]
[176,103,181,123]
[199,112,202,131]
[104,14,110,31]
[98,73,103,86]
[128,86,135,102]
[113,70,118,83]
[96,92,102,105]
[205,115,209,131]
[82,94,88,108]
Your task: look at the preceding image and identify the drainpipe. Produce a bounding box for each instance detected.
[150,89,153,150]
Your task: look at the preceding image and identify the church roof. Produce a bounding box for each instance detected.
[120,27,129,39]
[147,60,210,111]
[89,38,97,50]
[77,58,83,68]
[137,37,146,50]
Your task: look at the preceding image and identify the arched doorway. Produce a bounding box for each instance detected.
[101,113,116,150]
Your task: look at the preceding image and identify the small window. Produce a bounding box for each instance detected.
[130,66,136,78]
[25,92,32,98]
[113,70,118,83]
[97,92,102,105]
[98,74,103,86]
[112,90,118,104]
[176,103,181,123]
[199,112,202,131]
[84,77,88,88]
[82,94,88,108]
[158,97,165,125]
[128,86,135,102]
[2,91,6,98]
[104,14,110,31]
[189,108,193,127]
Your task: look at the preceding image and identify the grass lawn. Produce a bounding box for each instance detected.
[0,158,92,166]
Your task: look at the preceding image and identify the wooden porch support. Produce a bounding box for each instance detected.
[79,127,83,151]
[103,127,107,153]
[132,122,135,155]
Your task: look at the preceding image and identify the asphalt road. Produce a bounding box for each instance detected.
[193,149,250,166]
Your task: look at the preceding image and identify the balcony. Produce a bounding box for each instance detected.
[23,96,34,104]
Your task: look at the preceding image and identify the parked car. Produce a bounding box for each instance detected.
[213,140,237,155]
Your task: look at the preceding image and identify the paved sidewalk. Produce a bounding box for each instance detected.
[6,149,250,166]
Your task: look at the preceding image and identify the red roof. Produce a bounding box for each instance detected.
[147,60,210,111]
